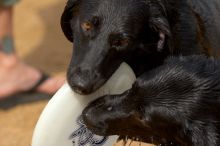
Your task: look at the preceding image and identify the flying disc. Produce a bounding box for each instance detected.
[31,62,136,146]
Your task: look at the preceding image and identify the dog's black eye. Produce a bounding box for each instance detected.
[109,34,130,51]
[81,17,101,38]
[112,39,129,50]
[81,17,100,32]
[107,106,113,111]
[81,21,93,32]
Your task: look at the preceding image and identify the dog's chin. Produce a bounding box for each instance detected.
[107,127,148,136]
[86,125,108,136]
[88,127,143,137]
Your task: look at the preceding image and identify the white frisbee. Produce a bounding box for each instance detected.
[31,62,136,146]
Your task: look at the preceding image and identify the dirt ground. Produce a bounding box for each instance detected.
[0,1,154,146]
[0,0,71,146]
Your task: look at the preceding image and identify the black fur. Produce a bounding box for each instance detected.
[82,55,220,146]
[61,0,220,95]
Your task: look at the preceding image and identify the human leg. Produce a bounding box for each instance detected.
[0,5,65,99]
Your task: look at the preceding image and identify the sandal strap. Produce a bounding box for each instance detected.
[28,73,50,92]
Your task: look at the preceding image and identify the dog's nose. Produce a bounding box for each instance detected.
[82,107,96,128]
[82,107,106,132]
[67,67,99,94]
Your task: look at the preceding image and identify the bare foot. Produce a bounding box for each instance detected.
[0,56,65,99]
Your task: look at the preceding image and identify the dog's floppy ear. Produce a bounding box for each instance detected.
[149,16,171,51]
[61,0,81,42]
[148,2,171,52]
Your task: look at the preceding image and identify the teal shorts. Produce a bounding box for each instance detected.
[0,0,20,6]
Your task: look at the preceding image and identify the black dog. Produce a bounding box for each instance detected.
[61,0,220,95]
[82,55,220,146]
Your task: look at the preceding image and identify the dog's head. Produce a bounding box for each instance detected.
[81,87,183,145]
[61,0,171,94]
[82,90,147,136]
[82,88,190,145]
[81,57,201,144]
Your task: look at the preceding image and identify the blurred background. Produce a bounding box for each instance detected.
[0,0,72,145]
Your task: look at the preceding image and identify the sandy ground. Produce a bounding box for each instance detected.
[0,1,154,146]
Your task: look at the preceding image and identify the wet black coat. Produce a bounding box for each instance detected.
[61,0,220,94]
[83,55,220,146]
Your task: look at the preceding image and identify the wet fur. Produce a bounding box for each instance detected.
[61,0,220,94]
[60,0,220,145]
[83,55,220,146]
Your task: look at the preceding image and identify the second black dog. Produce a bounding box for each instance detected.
[83,55,220,146]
